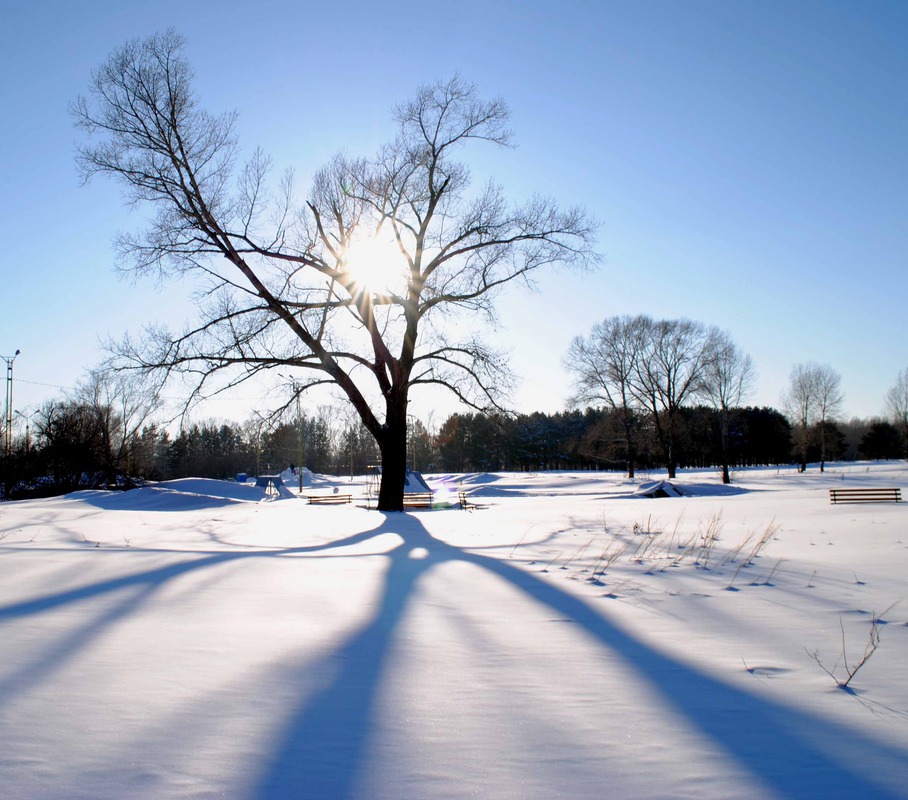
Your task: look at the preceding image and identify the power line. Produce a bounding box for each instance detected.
[17,377,282,404]
[17,378,74,391]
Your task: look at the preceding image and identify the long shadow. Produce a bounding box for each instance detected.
[253,514,908,800]
[0,524,396,707]
[255,523,426,799]
[468,551,907,799]
[3,510,907,798]
[0,579,162,709]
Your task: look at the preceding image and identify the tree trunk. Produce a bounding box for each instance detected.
[376,406,408,512]
[651,408,676,480]
[798,423,808,472]
[665,415,677,479]
[720,412,731,484]
[623,411,636,480]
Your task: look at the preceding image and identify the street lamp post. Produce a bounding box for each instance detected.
[3,349,20,456]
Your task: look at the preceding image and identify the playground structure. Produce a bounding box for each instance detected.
[366,466,433,499]
[253,474,296,499]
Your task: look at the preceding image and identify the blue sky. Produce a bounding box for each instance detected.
[2,0,906,426]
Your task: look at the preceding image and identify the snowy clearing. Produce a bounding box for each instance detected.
[1,463,907,799]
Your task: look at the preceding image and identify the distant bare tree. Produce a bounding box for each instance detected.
[784,363,814,472]
[630,318,715,479]
[566,315,723,479]
[784,362,843,472]
[702,329,755,483]
[74,31,598,509]
[813,364,844,472]
[76,367,162,483]
[564,315,648,477]
[885,367,908,460]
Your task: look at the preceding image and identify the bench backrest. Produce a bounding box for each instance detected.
[829,487,901,503]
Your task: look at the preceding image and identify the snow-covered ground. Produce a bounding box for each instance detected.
[1,463,907,799]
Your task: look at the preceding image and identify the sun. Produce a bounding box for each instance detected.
[342,233,408,294]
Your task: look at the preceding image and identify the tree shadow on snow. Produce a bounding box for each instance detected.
[1,513,906,798]
[251,514,908,800]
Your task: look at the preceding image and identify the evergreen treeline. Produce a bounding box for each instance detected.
[435,407,788,472]
[434,407,904,473]
[1,405,385,499]
[2,400,905,500]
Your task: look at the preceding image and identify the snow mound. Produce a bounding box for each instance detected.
[71,478,267,511]
[634,480,686,498]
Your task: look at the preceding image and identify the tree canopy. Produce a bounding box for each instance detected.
[74,30,598,508]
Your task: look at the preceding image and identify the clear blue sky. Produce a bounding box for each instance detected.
[2,0,906,427]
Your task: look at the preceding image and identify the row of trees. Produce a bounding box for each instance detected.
[63,32,908,506]
[564,315,908,482]
[4,384,904,499]
[8,307,904,494]
[433,407,905,474]
[0,414,330,499]
[2,405,378,499]
[564,315,755,482]
[435,406,786,473]
[886,367,908,460]
[0,365,438,498]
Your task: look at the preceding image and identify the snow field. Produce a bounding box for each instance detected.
[1,463,906,798]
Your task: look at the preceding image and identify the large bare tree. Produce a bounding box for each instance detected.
[73,31,597,509]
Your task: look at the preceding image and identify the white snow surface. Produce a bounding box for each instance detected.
[1,463,907,799]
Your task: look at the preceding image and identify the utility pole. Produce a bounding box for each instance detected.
[296,390,304,493]
[3,350,20,456]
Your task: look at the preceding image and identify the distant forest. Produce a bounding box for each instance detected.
[2,396,905,499]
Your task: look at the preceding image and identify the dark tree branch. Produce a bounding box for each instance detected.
[76,39,599,508]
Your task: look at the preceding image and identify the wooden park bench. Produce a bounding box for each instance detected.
[306,494,352,505]
[829,487,901,504]
[402,492,434,509]
[458,491,477,510]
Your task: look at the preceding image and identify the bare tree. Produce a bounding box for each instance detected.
[783,362,843,472]
[885,367,908,460]
[566,315,721,479]
[784,363,814,472]
[629,318,715,479]
[73,31,597,510]
[564,315,647,478]
[702,329,755,484]
[33,399,109,491]
[813,364,844,472]
[76,367,162,483]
